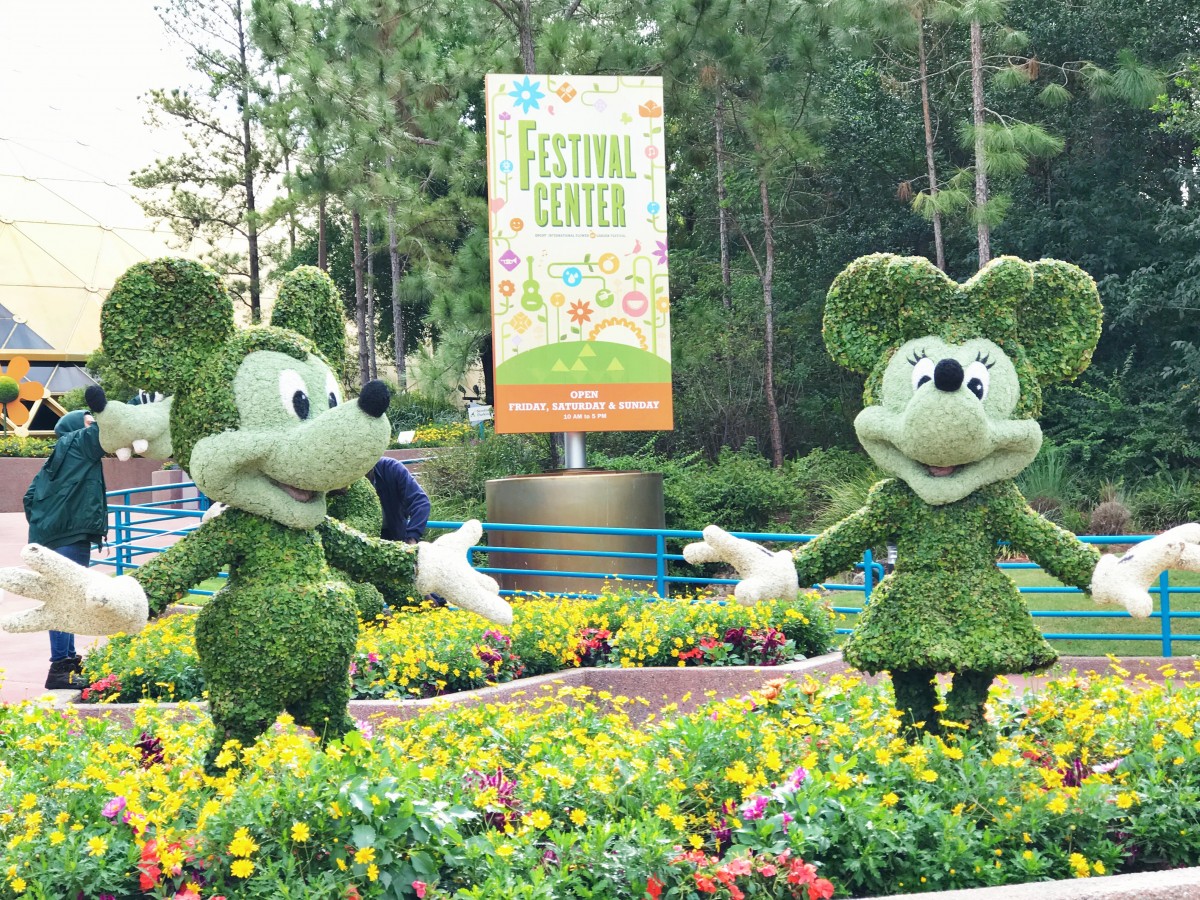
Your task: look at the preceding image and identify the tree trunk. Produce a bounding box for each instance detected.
[352,210,369,386]
[236,0,261,324]
[366,222,378,380]
[971,18,990,269]
[317,191,328,271]
[715,87,732,307]
[518,0,536,73]
[758,174,784,468]
[388,201,406,388]
[917,17,945,272]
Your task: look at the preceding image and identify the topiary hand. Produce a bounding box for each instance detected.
[683,525,799,605]
[415,520,512,625]
[1092,524,1200,619]
[0,544,148,635]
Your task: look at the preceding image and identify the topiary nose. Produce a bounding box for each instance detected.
[933,358,964,392]
[357,380,391,418]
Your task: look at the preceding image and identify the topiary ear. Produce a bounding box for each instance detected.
[270,265,348,372]
[101,258,235,395]
[961,256,1034,341]
[1018,259,1103,384]
[823,253,963,373]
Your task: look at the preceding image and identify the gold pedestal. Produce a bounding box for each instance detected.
[485,470,665,596]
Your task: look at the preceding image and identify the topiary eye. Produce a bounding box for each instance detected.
[965,360,991,401]
[911,356,935,391]
[279,370,310,420]
[326,372,341,409]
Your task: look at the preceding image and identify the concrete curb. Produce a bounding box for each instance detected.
[862,866,1200,900]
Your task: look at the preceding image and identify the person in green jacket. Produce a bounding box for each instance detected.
[24,410,107,690]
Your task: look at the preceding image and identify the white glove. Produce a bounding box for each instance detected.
[202,502,227,523]
[683,524,799,606]
[1092,524,1200,619]
[415,520,512,625]
[0,544,148,636]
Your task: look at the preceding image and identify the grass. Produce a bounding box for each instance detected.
[824,565,1200,658]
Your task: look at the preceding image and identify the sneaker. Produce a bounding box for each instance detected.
[45,658,86,691]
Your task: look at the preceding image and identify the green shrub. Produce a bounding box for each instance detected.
[1131,468,1200,532]
[388,389,464,432]
[0,435,56,457]
[57,387,89,412]
[421,433,549,522]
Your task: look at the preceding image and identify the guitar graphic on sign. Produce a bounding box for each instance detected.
[520,256,545,312]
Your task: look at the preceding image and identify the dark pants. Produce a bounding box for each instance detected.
[48,540,90,662]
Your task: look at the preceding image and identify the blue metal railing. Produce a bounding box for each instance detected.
[100,485,1198,656]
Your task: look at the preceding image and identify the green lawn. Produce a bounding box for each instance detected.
[824,566,1200,658]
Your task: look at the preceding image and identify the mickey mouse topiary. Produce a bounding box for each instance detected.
[0,258,508,771]
[686,253,1182,743]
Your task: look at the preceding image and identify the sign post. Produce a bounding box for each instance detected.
[485,74,673,456]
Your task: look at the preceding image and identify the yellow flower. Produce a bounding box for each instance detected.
[833,772,853,790]
[228,827,259,857]
[528,810,552,829]
[495,844,515,858]
[368,863,379,881]
[569,808,587,827]
[655,803,672,820]
[86,836,108,857]
[1115,792,1137,809]
[11,877,25,893]
[1151,733,1166,751]
[329,801,343,819]
[1047,795,1069,815]
[918,769,938,783]
[18,795,35,811]
[291,822,311,842]
[231,858,255,878]
[881,792,900,807]
[355,846,376,864]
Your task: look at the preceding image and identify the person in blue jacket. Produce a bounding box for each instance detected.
[24,410,107,690]
[367,456,430,544]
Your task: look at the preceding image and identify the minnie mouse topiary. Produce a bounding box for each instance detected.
[686,253,1188,743]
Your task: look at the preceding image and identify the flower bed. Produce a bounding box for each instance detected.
[5,664,1200,898]
[79,593,836,704]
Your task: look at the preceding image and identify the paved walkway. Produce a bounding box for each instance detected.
[0,513,107,702]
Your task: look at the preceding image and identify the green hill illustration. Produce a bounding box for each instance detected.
[497,341,671,385]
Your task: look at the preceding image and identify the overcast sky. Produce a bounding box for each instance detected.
[0,0,197,183]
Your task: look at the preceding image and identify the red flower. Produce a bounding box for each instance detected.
[693,873,718,893]
[646,876,663,899]
[138,839,162,890]
[809,878,835,900]
[413,881,428,898]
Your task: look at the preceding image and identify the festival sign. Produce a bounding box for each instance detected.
[485,74,672,433]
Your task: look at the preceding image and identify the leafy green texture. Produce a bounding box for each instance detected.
[133,508,359,769]
[171,327,314,472]
[793,478,1099,736]
[318,516,419,605]
[327,477,387,619]
[270,265,347,374]
[101,258,235,395]
[823,254,1102,417]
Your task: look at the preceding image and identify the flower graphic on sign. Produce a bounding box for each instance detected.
[652,241,669,266]
[0,357,45,431]
[498,280,516,298]
[638,100,663,118]
[509,77,545,114]
[568,300,593,326]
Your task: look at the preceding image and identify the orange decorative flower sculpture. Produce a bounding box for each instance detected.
[0,357,45,430]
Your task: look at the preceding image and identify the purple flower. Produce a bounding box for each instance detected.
[740,795,769,820]
[784,766,808,791]
[499,111,512,121]
[368,652,379,665]
[101,796,126,819]
[711,819,732,852]
[594,99,607,113]
[652,241,668,266]
[542,847,560,867]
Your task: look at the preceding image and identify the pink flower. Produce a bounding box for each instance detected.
[101,796,126,819]
[413,882,428,898]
